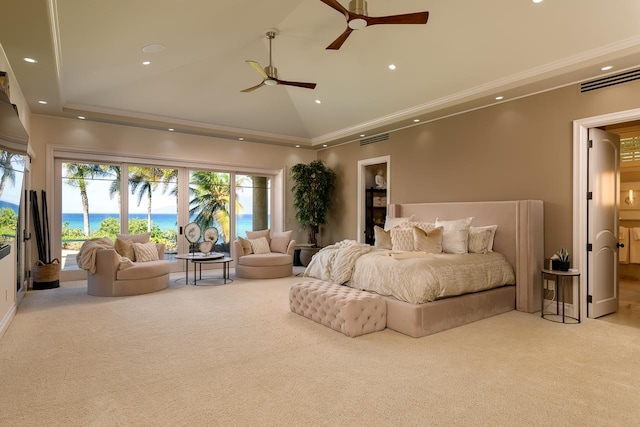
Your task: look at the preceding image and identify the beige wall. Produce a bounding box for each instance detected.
[28,115,316,245]
[319,80,640,257]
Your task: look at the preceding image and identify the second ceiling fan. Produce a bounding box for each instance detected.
[242,30,317,93]
[321,0,429,50]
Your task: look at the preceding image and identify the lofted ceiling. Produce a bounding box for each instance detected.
[2,0,640,148]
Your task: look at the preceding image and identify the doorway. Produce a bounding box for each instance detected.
[574,107,640,323]
[357,156,390,243]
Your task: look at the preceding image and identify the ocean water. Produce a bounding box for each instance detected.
[62,213,260,240]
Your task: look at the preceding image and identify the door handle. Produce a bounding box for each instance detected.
[617,243,625,248]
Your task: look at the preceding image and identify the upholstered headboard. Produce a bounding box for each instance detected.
[387,200,544,313]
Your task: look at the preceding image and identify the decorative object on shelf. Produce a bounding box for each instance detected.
[552,248,570,271]
[375,169,386,189]
[290,160,337,247]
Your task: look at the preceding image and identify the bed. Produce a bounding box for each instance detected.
[304,200,544,337]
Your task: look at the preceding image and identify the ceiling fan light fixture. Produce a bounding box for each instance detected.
[264,79,277,86]
[348,18,368,30]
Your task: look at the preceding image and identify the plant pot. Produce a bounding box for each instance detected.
[33,258,60,290]
[552,260,570,272]
[299,247,320,267]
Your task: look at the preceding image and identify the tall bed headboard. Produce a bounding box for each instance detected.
[387,200,544,313]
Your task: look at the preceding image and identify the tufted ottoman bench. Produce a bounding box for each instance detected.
[289,279,387,337]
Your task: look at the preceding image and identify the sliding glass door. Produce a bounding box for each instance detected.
[55,156,276,281]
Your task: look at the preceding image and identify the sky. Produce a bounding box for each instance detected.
[61,177,255,214]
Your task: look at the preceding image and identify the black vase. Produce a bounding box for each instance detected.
[552,260,570,271]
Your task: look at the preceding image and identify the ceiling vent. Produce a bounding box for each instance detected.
[360,133,389,146]
[580,68,640,93]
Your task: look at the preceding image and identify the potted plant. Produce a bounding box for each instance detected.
[552,248,570,271]
[290,160,336,265]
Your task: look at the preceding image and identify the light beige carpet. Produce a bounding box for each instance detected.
[1,272,639,426]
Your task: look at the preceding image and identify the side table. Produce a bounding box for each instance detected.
[541,268,581,323]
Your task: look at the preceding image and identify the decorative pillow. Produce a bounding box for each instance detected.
[413,226,443,254]
[270,230,292,254]
[249,237,271,254]
[238,236,253,256]
[116,232,151,243]
[407,221,436,233]
[390,227,415,251]
[383,215,414,232]
[468,228,494,254]
[246,229,270,244]
[469,225,498,252]
[435,217,473,254]
[115,238,135,261]
[374,225,392,249]
[133,242,159,262]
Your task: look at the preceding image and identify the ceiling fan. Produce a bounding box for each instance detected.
[241,30,317,93]
[321,0,429,50]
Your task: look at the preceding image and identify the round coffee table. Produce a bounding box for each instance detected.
[175,253,232,285]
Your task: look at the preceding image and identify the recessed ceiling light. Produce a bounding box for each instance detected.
[78,116,86,120]
[322,144,328,147]
[413,119,420,123]
[388,64,397,70]
[495,96,504,100]
[142,61,151,65]
[601,65,613,71]
[315,99,321,104]
[142,44,165,53]
[532,0,543,3]
[238,137,244,141]
[23,57,37,63]
[168,128,174,132]
[360,134,365,137]
[38,100,48,105]
[295,145,301,148]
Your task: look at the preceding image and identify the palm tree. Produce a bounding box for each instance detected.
[0,151,25,199]
[105,165,121,210]
[189,172,244,243]
[129,166,164,232]
[64,163,105,236]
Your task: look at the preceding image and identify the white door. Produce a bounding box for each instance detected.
[587,128,620,318]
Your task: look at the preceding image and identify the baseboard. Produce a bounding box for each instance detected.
[0,303,17,339]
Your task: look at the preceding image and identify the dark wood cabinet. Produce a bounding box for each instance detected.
[365,188,387,245]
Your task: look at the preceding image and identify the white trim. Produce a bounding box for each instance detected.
[0,302,16,339]
[573,107,640,320]
[357,156,390,243]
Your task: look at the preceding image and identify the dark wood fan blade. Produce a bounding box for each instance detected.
[366,11,429,26]
[241,81,265,93]
[326,26,354,50]
[276,80,317,90]
[320,0,350,17]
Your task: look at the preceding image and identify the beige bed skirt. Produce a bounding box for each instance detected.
[383,285,516,338]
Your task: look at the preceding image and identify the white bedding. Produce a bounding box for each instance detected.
[304,243,515,304]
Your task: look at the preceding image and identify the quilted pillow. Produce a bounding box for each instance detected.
[115,238,135,261]
[374,225,392,249]
[133,242,159,262]
[390,227,414,251]
[246,229,270,244]
[270,230,292,254]
[238,236,253,256]
[413,226,443,254]
[116,232,151,243]
[435,217,473,254]
[383,215,414,232]
[249,237,271,254]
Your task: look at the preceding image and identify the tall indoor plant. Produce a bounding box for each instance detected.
[290,160,337,247]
